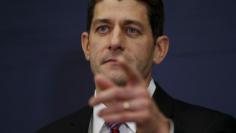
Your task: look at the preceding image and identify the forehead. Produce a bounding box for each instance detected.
[92,0,149,25]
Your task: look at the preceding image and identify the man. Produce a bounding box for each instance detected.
[38,0,236,132]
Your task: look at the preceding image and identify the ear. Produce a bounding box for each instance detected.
[81,32,90,61]
[153,35,169,64]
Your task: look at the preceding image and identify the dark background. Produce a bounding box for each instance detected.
[1,0,236,132]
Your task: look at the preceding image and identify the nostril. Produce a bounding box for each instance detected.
[108,44,123,51]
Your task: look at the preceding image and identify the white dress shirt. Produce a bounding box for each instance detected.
[91,79,174,133]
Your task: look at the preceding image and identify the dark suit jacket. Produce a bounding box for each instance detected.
[37,83,236,133]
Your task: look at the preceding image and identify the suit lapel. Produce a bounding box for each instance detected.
[153,82,174,119]
[69,105,93,132]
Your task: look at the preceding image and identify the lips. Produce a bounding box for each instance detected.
[102,58,118,64]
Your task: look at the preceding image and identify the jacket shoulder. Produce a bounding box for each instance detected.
[172,99,236,133]
[36,106,92,133]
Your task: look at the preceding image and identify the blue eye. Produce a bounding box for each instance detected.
[96,25,109,34]
[126,27,140,36]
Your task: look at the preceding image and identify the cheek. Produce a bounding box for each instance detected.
[128,40,153,58]
[130,42,154,65]
[90,45,100,64]
[89,41,105,64]
[89,35,110,57]
[89,45,101,74]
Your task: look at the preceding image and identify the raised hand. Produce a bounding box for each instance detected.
[89,58,170,133]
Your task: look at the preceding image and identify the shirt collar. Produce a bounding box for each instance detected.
[93,78,156,133]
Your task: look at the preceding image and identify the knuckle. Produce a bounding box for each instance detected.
[142,99,152,109]
[113,89,123,97]
[139,89,149,97]
[144,92,150,97]
[120,113,129,121]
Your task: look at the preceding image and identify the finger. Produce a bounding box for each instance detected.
[118,57,143,86]
[95,74,114,90]
[89,87,124,106]
[89,87,147,106]
[101,110,151,124]
[98,97,151,117]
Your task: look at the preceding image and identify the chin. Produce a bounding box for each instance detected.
[104,71,128,86]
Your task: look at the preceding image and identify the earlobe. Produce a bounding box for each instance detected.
[81,32,90,61]
[153,35,169,64]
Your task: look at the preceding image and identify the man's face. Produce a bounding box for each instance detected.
[82,0,159,86]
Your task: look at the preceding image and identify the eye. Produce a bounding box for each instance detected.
[126,27,141,36]
[96,25,110,34]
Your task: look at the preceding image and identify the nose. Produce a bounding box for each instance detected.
[109,26,124,51]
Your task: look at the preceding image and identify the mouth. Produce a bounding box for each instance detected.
[102,58,119,65]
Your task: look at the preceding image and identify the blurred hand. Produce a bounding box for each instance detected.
[89,58,170,133]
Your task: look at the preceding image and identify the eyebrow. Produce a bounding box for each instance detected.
[92,19,112,26]
[123,20,144,29]
[92,18,144,29]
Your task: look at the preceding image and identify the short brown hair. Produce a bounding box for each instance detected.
[86,0,164,39]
